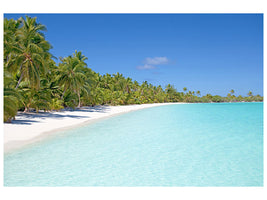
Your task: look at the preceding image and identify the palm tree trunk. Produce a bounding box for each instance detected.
[24,106,28,112]
[15,71,24,89]
[77,91,81,108]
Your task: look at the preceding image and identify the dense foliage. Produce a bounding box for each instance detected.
[3,16,263,122]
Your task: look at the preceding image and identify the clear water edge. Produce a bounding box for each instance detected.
[5,105,148,155]
[4,102,263,186]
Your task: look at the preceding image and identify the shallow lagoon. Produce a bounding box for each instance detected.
[4,103,263,186]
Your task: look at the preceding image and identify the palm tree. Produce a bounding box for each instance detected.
[4,18,20,63]
[3,69,20,122]
[196,90,201,96]
[155,85,165,103]
[248,91,253,97]
[102,73,112,89]
[31,89,51,113]
[229,89,235,102]
[124,77,133,94]
[5,16,52,89]
[183,87,187,93]
[206,94,213,102]
[113,72,125,91]
[57,51,88,107]
[237,95,243,102]
[4,88,20,122]
[166,84,177,102]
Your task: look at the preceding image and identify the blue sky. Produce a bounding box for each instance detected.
[4,14,263,96]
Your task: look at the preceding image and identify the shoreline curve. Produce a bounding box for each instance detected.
[4,103,186,153]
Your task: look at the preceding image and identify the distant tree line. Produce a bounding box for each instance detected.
[3,16,263,122]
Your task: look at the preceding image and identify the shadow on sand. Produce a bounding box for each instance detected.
[10,119,39,125]
[9,106,111,125]
[68,106,111,113]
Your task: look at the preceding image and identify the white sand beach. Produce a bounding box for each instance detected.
[4,103,184,153]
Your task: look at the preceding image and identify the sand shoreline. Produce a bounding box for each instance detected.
[4,103,185,153]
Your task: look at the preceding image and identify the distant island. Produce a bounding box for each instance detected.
[4,16,263,122]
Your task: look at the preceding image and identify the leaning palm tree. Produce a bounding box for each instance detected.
[6,16,52,89]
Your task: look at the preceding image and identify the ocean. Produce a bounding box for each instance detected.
[4,102,263,186]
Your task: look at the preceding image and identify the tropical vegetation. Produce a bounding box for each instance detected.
[3,16,263,122]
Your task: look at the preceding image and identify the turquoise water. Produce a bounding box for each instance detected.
[4,103,263,186]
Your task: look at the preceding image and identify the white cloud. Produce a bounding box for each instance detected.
[145,57,169,65]
[136,56,169,70]
[136,64,156,70]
